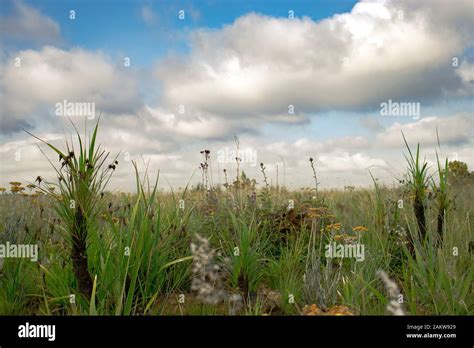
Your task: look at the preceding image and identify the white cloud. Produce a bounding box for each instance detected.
[0,1,61,45]
[318,152,386,172]
[1,1,473,191]
[265,136,370,158]
[2,113,472,191]
[457,60,474,91]
[143,106,253,139]
[0,46,142,132]
[155,0,473,121]
[375,113,473,148]
[261,136,384,173]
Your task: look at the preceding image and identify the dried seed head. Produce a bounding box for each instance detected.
[377,270,405,316]
[190,233,228,306]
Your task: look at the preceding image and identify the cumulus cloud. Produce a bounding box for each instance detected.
[457,60,474,91]
[375,113,473,148]
[0,128,378,188]
[155,0,474,122]
[2,112,472,191]
[0,46,142,132]
[318,153,386,172]
[265,136,370,158]
[0,0,61,45]
[259,136,384,174]
[143,106,255,140]
[1,0,473,190]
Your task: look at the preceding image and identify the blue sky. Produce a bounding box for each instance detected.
[0,0,472,190]
[3,0,358,66]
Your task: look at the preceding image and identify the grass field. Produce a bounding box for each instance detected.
[0,124,472,316]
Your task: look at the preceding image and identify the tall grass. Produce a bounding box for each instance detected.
[402,132,429,243]
[432,151,450,247]
[0,124,471,316]
[26,121,117,299]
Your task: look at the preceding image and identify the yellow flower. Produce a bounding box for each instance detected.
[326,305,354,316]
[11,185,25,193]
[352,226,368,232]
[325,223,342,231]
[334,234,358,243]
[302,304,323,316]
[303,304,354,316]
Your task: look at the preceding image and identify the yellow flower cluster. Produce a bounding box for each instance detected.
[10,182,25,194]
[302,304,354,316]
[352,226,368,232]
[302,304,323,315]
[326,305,354,316]
[325,222,342,232]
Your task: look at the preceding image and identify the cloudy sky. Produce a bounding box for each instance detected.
[0,0,473,191]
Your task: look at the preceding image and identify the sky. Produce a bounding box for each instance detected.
[0,0,473,192]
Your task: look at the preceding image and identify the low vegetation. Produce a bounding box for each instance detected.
[0,123,472,315]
